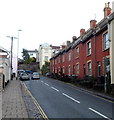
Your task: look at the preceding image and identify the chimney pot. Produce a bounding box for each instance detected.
[61,45,66,49]
[104,2,111,18]
[80,29,85,36]
[90,20,97,29]
[72,36,77,42]
[66,41,71,46]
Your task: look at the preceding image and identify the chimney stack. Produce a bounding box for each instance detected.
[66,41,71,46]
[72,36,77,42]
[80,29,85,36]
[104,2,111,18]
[61,45,66,49]
[90,20,97,29]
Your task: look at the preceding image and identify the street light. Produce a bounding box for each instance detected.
[17,30,22,59]
[17,29,22,78]
[7,36,17,80]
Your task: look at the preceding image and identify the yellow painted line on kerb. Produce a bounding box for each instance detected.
[22,82,49,120]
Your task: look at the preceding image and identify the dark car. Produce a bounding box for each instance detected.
[46,72,52,77]
[17,70,25,76]
[25,70,33,74]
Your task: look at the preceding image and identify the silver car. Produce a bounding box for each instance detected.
[32,72,40,80]
[20,73,29,80]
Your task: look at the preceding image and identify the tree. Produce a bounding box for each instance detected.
[31,57,36,62]
[22,48,30,64]
[41,61,50,75]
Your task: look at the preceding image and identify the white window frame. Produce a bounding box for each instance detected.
[68,52,71,61]
[76,63,79,74]
[76,47,79,58]
[103,32,109,50]
[87,41,91,56]
[88,61,92,76]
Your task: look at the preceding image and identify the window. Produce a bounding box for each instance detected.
[68,66,71,76]
[62,55,65,62]
[62,66,65,74]
[58,67,61,73]
[83,64,86,76]
[88,62,92,76]
[87,42,91,56]
[76,47,79,58]
[97,62,101,77]
[104,57,110,73]
[30,53,33,56]
[73,65,75,74]
[45,56,48,61]
[66,67,68,75]
[68,52,71,61]
[103,33,109,50]
[76,63,79,74]
[45,48,49,53]
[58,57,60,63]
[53,67,54,72]
[55,59,57,64]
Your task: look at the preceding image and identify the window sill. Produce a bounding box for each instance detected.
[76,57,79,59]
[103,48,109,52]
[87,54,91,57]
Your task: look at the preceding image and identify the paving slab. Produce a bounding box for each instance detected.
[2,79,28,119]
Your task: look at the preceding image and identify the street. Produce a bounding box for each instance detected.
[24,76,113,119]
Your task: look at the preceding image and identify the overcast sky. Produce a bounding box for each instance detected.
[0,0,113,58]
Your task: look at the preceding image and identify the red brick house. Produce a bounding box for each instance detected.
[50,3,113,84]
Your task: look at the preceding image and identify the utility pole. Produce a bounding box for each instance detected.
[7,36,17,80]
[10,37,13,80]
[17,30,22,79]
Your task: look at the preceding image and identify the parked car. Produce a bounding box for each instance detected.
[32,72,40,80]
[17,70,25,76]
[20,73,29,80]
[45,72,51,77]
[25,70,33,75]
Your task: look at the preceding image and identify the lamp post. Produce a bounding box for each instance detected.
[7,36,17,80]
[17,30,22,79]
[17,30,22,59]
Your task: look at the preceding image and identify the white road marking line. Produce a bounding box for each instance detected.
[89,107,111,120]
[45,83,49,86]
[62,93,80,104]
[41,81,44,83]
[51,87,59,92]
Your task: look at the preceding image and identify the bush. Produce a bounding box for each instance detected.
[88,76,97,87]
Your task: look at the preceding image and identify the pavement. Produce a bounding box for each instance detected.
[75,85,114,102]
[2,78,28,119]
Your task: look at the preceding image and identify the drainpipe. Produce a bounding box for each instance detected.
[104,56,107,93]
[93,29,96,78]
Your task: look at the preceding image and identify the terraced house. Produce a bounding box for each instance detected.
[50,3,114,87]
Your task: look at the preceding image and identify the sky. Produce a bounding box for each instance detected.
[0,0,114,58]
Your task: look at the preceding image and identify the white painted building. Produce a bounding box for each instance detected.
[0,46,10,88]
[39,43,52,69]
[110,2,114,84]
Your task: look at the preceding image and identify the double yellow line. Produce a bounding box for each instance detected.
[22,82,49,120]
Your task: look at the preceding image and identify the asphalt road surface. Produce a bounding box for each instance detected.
[24,76,113,119]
